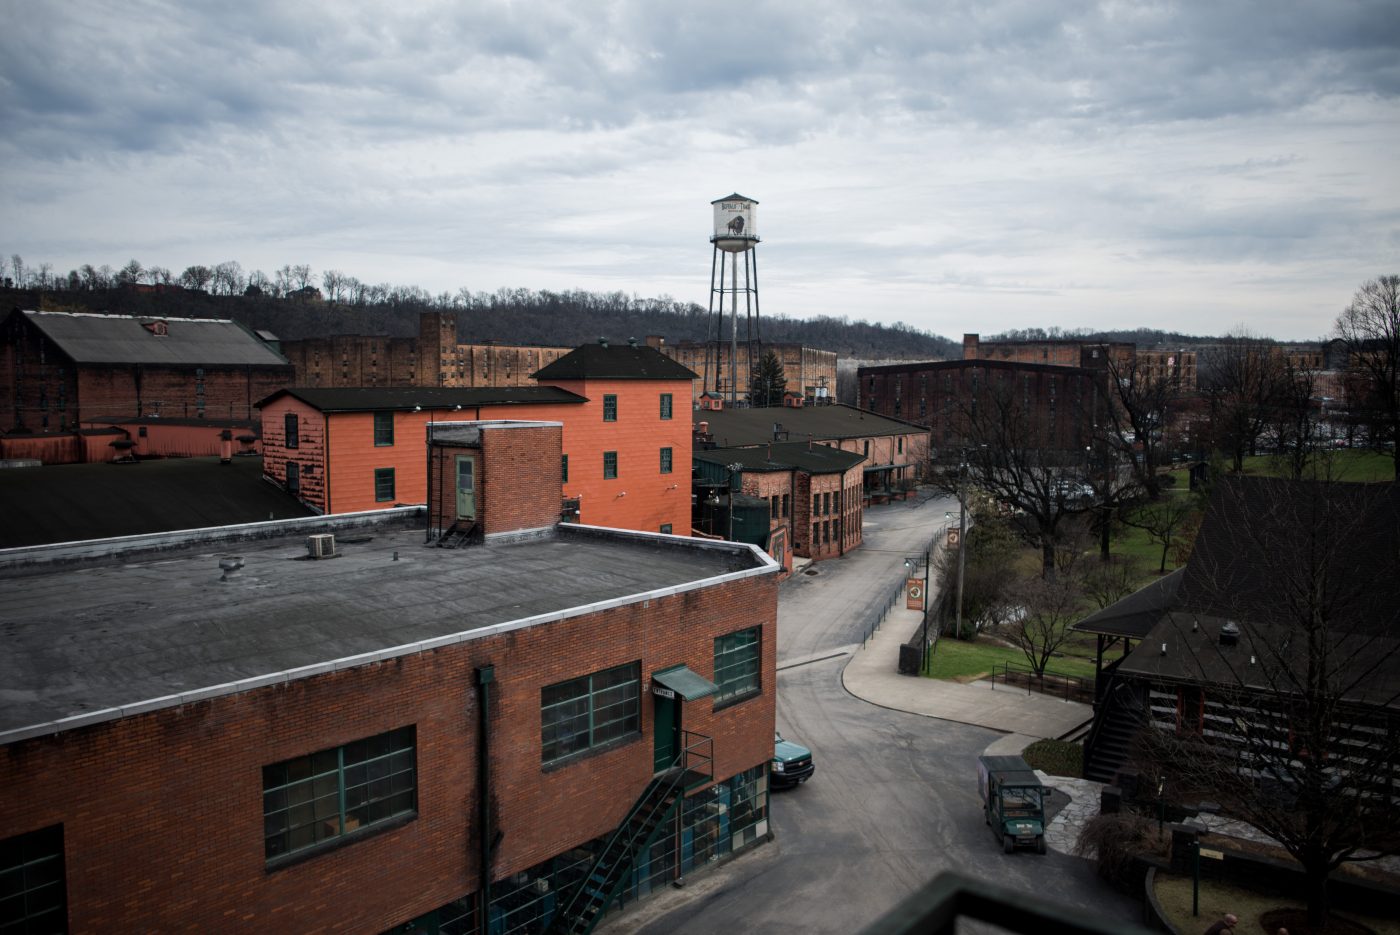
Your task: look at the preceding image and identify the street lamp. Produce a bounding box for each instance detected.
[905,550,932,672]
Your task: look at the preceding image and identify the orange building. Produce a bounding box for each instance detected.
[256,386,586,515]
[257,340,698,535]
[532,339,698,535]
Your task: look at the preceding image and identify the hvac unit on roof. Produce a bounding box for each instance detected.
[306,533,337,559]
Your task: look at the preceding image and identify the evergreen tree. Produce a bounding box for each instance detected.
[749,350,787,407]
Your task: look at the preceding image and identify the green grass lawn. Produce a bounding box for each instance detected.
[1238,449,1395,483]
[924,636,1099,681]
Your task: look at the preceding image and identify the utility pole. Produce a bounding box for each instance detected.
[955,448,968,639]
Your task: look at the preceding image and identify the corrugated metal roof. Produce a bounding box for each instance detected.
[20,310,289,367]
[257,386,588,412]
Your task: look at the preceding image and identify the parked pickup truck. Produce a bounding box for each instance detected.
[771,732,814,788]
[977,755,1048,854]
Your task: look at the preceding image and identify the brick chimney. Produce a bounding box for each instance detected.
[427,420,564,543]
[963,333,980,359]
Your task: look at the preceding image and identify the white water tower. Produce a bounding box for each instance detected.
[705,194,763,405]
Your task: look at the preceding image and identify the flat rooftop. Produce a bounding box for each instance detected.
[0,515,775,743]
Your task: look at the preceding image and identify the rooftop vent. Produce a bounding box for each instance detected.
[219,556,244,581]
[1219,620,1241,646]
[598,336,609,348]
[307,533,337,560]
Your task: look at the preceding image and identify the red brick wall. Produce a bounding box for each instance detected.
[0,565,777,933]
[428,423,564,536]
[73,365,289,423]
[738,470,795,572]
[1,316,80,433]
[259,397,328,511]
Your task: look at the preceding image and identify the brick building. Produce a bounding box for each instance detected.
[961,332,1198,392]
[653,338,838,404]
[694,441,865,566]
[857,359,1104,454]
[694,402,929,496]
[258,339,697,535]
[0,309,291,462]
[0,420,780,933]
[277,312,572,389]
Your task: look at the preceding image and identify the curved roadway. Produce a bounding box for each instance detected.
[613,494,1141,934]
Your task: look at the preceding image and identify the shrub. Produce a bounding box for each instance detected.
[1021,739,1082,777]
[1076,812,1169,892]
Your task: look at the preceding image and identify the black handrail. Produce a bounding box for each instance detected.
[989,661,1095,701]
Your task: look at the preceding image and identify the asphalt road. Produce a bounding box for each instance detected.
[612,494,1142,935]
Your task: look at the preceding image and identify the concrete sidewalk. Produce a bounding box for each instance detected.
[838,603,1094,745]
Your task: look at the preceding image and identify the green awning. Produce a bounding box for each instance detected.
[651,666,718,701]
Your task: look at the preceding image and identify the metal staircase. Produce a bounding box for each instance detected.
[1082,672,1145,784]
[547,733,712,935]
[436,520,479,549]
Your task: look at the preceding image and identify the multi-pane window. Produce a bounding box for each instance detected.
[660,447,673,474]
[374,411,394,446]
[262,726,417,861]
[811,495,819,516]
[823,492,831,515]
[561,454,568,483]
[603,451,618,479]
[782,494,790,517]
[375,468,396,502]
[0,824,66,933]
[541,662,641,764]
[659,393,672,420]
[714,628,760,704]
[603,395,618,422]
[660,524,673,534]
[770,496,779,519]
[284,413,299,449]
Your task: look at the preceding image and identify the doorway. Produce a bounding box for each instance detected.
[455,455,475,519]
[653,692,680,773]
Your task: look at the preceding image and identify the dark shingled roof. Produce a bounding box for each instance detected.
[15,309,289,367]
[256,386,587,412]
[1072,568,1184,639]
[1099,477,1400,700]
[695,442,865,475]
[695,404,926,447]
[532,342,697,381]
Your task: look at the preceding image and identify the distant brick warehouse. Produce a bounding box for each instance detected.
[694,402,929,496]
[0,309,291,461]
[278,311,572,389]
[0,420,780,933]
[961,332,1198,392]
[653,338,838,404]
[858,359,1106,453]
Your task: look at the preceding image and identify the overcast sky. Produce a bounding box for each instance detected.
[2,1,1397,342]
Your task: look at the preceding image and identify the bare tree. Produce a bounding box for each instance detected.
[1100,351,1182,499]
[1199,334,1285,473]
[322,269,347,304]
[212,260,244,296]
[998,574,1083,676]
[179,265,213,291]
[116,259,143,285]
[1079,557,1142,610]
[291,264,313,291]
[1137,476,1400,929]
[1267,357,1323,481]
[10,254,25,287]
[1122,493,1198,574]
[950,377,1098,576]
[1334,274,1400,480]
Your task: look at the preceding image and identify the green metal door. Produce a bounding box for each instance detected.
[653,693,679,772]
[455,455,476,519]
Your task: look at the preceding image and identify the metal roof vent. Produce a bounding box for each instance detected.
[219,556,244,581]
[1219,621,1241,646]
[307,533,337,560]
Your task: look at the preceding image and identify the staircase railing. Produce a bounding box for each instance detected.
[548,731,712,935]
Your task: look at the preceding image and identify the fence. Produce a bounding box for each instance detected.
[988,661,1095,703]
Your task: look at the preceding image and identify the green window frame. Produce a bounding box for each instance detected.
[284,412,299,449]
[262,726,416,862]
[375,468,396,502]
[660,524,673,534]
[714,627,761,705]
[603,451,618,480]
[660,447,673,474]
[541,661,640,764]
[374,411,394,446]
[660,393,673,420]
[603,394,617,422]
[0,824,66,932]
[561,454,569,483]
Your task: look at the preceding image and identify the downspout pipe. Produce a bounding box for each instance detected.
[476,665,496,935]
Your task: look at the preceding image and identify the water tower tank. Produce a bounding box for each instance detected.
[711,194,759,253]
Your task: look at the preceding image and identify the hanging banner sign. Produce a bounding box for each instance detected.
[906,578,925,611]
[947,528,961,548]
